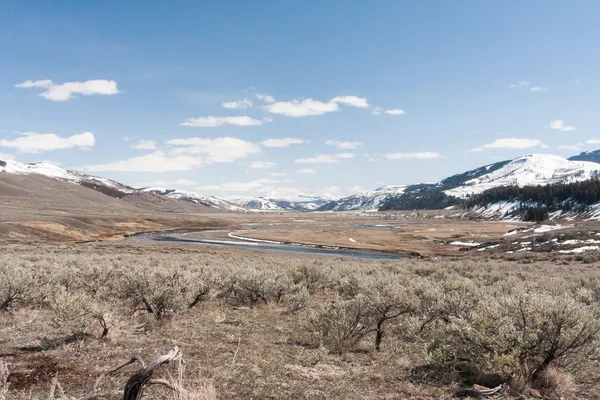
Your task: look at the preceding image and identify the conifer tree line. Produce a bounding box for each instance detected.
[464,178,600,221]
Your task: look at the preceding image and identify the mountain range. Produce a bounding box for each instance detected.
[2,149,600,213]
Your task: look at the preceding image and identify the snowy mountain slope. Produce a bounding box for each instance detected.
[319,185,409,211]
[141,188,246,211]
[444,154,600,199]
[226,192,338,211]
[569,150,600,164]
[0,159,135,194]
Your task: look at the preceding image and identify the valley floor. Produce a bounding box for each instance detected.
[2,239,600,399]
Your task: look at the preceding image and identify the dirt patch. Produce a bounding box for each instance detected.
[6,354,83,390]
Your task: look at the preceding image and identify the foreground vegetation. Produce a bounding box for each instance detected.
[2,243,600,399]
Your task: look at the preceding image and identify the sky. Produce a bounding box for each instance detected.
[1,1,600,199]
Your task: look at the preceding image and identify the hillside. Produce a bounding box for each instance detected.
[227,192,338,211]
[569,149,600,164]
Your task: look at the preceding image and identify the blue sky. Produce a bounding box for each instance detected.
[1,1,599,198]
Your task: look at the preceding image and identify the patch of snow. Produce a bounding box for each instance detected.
[558,246,600,254]
[449,241,481,247]
[533,224,572,233]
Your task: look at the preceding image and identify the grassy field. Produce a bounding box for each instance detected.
[2,240,600,399]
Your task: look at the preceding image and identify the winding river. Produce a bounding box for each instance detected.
[133,230,406,260]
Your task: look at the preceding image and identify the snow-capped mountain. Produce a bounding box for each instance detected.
[140,188,246,211]
[226,192,339,211]
[0,159,135,194]
[569,150,600,164]
[444,154,600,199]
[319,185,409,211]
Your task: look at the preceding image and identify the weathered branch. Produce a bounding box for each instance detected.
[79,355,145,400]
[123,346,179,400]
[453,383,507,398]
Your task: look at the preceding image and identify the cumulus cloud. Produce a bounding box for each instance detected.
[330,96,369,108]
[530,86,549,92]
[294,153,355,163]
[266,98,339,117]
[166,137,261,163]
[266,95,369,117]
[82,151,203,172]
[371,107,382,115]
[269,172,287,177]
[295,154,339,163]
[222,99,253,109]
[198,178,278,192]
[131,139,158,150]
[335,152,355,159]
[256,93,275,103]
[138,179,197,187]
[385,152,442,160]
[297,168,317,174]
[384,109,406,115]
[249,161,277,169]
[325,140,362,149]
[470,138,544,152]
[0,131,95,153]
[509,81,530,88]
[559,144,583,151]
[180,116,263,127]
[261,138,305,148]
[550,120,576,132]
[586,139,600,144]
[15,79,119,101]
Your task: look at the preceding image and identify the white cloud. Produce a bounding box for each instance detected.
[261,138,305,148]
[297,168,317,174]
[509,81,530,88]
[0,131,95,153]
[180,116,263,127]
[266,98,339,117]
[222,99,253,109]
[249,161,277,169]
[549,120,576,132]
[0,152,15,161]
[262,117,274,123]
[82,151,203,172]
[586,139,600,145]
[385,152,442,160]
[362,153,378,162]
[138,179,197,187]
[559,144,583,151]
[325,140,362,149]
[256,93,275,103]
[295,154,340,163]
[471,138,544,152]
[198,178,278,192]
[269,172,287,177]
[530,86,549,92]
[15,79,119,101]
[371,107,382,115]
[166,137,261,163]
[384,109,406,115]
[330,96,369,108]
[131,139,158,150]
[266,95,369,117]
[335,152,355,159]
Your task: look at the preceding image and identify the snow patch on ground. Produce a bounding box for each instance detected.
[449,241,481,247]
[558,246,600,254]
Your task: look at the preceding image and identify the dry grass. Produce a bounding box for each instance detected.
[2,242,600,399]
